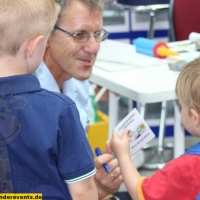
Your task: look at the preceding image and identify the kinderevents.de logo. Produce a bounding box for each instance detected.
[0,84,28,192]
[0,84,28,146]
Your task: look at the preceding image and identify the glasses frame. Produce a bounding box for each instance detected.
[54,26,110,43]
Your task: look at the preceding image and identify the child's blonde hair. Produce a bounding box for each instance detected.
[176,58,200,115]
[0,0,60,56]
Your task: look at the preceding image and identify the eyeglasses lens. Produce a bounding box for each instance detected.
[74,30,109,43]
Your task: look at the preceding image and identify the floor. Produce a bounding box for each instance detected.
[95,88,200,200]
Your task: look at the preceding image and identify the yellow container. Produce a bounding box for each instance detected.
[87,110,109,155]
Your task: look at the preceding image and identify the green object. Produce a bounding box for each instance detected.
[89,84,98,123]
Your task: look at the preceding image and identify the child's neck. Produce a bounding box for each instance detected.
[0,55,28,77]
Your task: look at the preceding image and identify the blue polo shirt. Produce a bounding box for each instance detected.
[0,74,96,199]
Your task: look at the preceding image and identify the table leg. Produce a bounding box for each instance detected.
[157,101,167,166]
[148,11,156,39]
[108,91,120,139]
[140,103,146,118]
[173,100,185,158]
[128,98,133,113]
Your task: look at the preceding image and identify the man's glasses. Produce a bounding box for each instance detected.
[54,26,110,43]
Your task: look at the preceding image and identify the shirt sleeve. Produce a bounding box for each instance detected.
[62,78,90,132]
[57,103,96,184]
[136,155,200,200]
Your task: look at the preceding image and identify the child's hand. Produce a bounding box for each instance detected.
[110,130,130,158]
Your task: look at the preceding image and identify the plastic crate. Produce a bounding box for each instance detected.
[87,110,109,155]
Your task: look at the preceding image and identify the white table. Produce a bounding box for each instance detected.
[90,64,184,158]
[90,39,200,158]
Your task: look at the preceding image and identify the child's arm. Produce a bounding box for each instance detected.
[110,130,141,200]
[68,176,98,200]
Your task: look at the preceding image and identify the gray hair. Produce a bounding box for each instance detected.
[55,0,104,21]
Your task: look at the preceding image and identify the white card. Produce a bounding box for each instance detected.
[114,108,155,155]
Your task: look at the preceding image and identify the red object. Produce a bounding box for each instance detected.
[137,154,200,199]
[171,0,200,41]
[153,42,168,59]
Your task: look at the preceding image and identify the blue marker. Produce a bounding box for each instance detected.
[95,147,111,174]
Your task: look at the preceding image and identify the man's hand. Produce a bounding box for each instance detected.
[94,141,123,199]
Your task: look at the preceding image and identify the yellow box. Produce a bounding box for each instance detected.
[87,110,109,155]
[0,194,42,199]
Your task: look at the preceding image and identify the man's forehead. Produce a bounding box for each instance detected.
[60,1,102,17]
[58,5,103,28]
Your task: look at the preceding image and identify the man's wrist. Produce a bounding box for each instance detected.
[95,178,111,200]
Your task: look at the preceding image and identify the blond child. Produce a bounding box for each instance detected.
[0,1,97,199]
[111,58,200,200]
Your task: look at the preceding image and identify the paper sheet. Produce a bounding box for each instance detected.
[114,108,155,155]
[97,40,168,68]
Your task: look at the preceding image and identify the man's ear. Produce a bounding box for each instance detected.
[190,108,200,127]
[26,35,44,58]
[46,37,51,48]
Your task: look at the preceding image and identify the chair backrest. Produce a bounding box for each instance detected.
[169,0,200,41]
[117,0,169,6]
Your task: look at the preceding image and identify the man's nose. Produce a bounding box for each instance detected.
[83,35,100,54]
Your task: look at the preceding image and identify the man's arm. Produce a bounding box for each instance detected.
[68,176,98,200]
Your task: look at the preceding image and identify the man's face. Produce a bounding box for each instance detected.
[46,2,103,80]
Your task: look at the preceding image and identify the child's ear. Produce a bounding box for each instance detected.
[26,35,44,58]
[190,108,200,127]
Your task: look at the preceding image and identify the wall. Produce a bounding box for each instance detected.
[103,2,170,44]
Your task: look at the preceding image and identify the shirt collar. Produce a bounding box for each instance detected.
[35,61,60,93]
[0,74,41,95]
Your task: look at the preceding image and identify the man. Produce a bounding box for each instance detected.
[35,0,123,199]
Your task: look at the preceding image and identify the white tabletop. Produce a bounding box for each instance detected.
[90,39,200,158]
[90,63,179,103]
[91,39,199,103]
